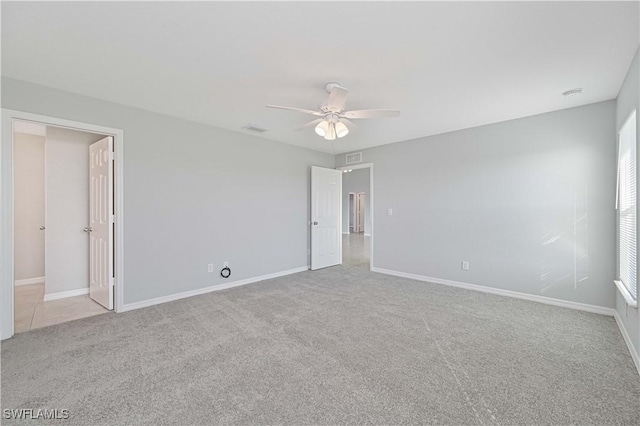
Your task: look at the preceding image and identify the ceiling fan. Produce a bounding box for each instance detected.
[266,82,400,141]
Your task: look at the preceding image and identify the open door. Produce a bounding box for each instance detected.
[311,166,342,270]
[357,193,365,233]
[89,136,114,309]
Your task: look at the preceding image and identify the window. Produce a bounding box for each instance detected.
[616,110,637,306]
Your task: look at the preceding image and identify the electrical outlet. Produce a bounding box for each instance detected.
[461,260,470,271]
[223,261,229,268]
[207,263,214,273]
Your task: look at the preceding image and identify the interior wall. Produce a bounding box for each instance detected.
[45,126,104,296]
[2,77,334,306]
[342,168,371,235]
[615,48,640,365]
[337,100,616,309]
[13,132,45,281]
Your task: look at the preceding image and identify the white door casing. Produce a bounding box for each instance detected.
[89,136,114,309]
[311,166,342,270]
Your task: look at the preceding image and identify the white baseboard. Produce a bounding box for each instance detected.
[15,277,45,286]
[364,233,371,237]
[613,311,640,376]
[44,288,89,301]
[121,266,308,312]
[371,267,615,317]
[342,232,350,235]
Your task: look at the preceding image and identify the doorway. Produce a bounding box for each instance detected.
[340,166,372,269]
[1,110,125,340]
[13,121,111,332]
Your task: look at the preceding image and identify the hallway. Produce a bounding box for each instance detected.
[342,233,370,269]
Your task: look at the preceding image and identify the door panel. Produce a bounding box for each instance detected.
[311,166,342,270]
[357,193,365,233]
[89,137,114,309]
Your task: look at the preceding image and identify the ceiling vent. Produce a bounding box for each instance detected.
[345,152,362,165]
[242,124,268,133]
[562,88,583,97]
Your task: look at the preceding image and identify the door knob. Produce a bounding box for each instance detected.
[39,226,45,230]
[83,227,93,233]
[313,221,318,225]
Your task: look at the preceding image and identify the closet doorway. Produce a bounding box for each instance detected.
[1,110,125,339]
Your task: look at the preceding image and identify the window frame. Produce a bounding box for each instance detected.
[615,109,638,308]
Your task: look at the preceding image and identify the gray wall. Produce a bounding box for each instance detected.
[615,48,640,363]
[2,77,334,305]
[337,101,616,309]
[342,168,371,235]
[13,132,45,281]
[45,126,104,296]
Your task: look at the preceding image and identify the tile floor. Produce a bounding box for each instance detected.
[14,282,110,333]
[343,232,370,269]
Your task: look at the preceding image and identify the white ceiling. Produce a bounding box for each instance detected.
[2,1,638,154]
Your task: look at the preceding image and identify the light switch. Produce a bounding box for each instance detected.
[387,208,393,216]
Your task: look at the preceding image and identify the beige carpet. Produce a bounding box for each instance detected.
[2,265,639,425]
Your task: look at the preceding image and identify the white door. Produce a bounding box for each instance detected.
[311,166,342,270]
[350,193,356,233]
[357,193,365,233]
[89,137,114,309]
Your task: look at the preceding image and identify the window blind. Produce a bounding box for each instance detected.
[618,110,637,301]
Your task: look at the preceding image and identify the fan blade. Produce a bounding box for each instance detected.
[341,118,359,129]
[328,86,349,111]
[295,118,323,131]
[266,105,323,116]
[343,109,400,119]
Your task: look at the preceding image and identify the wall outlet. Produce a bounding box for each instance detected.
[207,263,214,273]
[223,261,229,268]
[461,260,470,271]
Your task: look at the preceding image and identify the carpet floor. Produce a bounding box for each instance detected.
[2,265,639,425]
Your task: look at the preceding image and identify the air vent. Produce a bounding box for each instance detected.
[345,152,362,165]
[562,88,583,97]
[242,124,268,133]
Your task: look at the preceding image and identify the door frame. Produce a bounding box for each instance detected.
[337,163,374,270]
[1,109,125,340]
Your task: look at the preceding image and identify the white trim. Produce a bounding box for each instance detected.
[338,162,372,171]
[43,288,88,301]
[613,311,640,376]
[14,277,45,286]
[1,109,125,340]
[121,266,307,312]
[614,280,638,308]
[372,267,616,317]
[364,233,371,237]
[342,232,350,235]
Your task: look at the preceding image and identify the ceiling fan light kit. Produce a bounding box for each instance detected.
[314,114,349,140]
[267,82,399,141]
